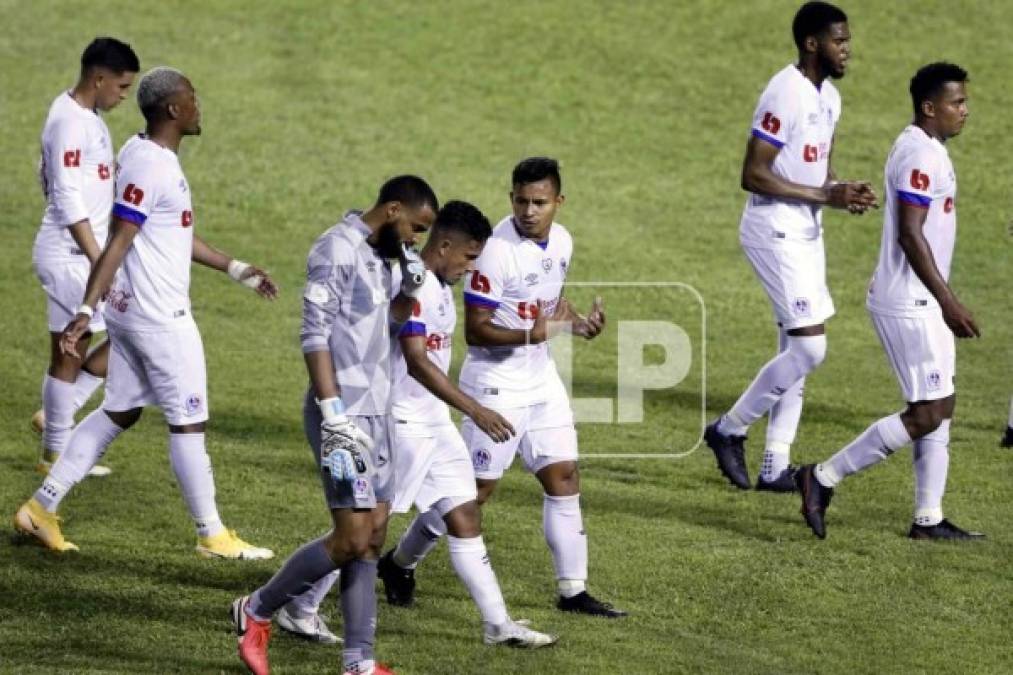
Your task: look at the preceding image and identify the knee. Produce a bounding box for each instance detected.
[445,501,482,538]
[541,462,580,497]
[325,528,371,561]
[789,334,827,372]
[475,481,496,506]
[905,405,946,439]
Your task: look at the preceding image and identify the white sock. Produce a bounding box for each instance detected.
[543,494,588,594]
[72,370,104,410]
[817,413,912,488]
[913,419,949,526]
[393,508,446,569]
[1008,397,1013,427]
[762,369,805,481]
[36,410,124,512]
[721,334,826,434]
[42,374,77,456]
[761,441,792,482]
[447,535,509,626]
[286,570,340,618]
[168,433,224,538]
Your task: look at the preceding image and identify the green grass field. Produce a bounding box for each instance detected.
[2,1,1011,673]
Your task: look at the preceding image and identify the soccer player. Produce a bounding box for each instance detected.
[13,67,277,561]
[32,38,140,477]
[378,200,556,648]
[705,1,877,491]
[393,157,623,618]
[796,63,984,540]
[232,176,438,675]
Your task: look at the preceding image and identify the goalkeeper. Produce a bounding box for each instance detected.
[232,176,439,675]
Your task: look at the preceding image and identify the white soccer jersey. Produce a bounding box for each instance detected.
[391,273,455,425]
[867,125,958,317]
[459,217,572,407]
[739,64,841,248]
[34,92,115,262]
[104,134,195,329]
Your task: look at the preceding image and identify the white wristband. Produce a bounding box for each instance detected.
[227,259,251,282]
[317,397,346,425]
[75,304,95,318]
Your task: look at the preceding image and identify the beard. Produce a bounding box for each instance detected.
[373,222,404,259]
[819,52,845,80]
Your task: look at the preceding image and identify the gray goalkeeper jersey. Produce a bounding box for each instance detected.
[300,210,396,416]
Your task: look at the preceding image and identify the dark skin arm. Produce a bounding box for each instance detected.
[741,135,877,211]
[464,298,573,347]
[400,334,514,442]
[896,202,979,338]
[60,217,139,357]
[305,350,341,401]
[192,235,278,300]
[67,219,103,264]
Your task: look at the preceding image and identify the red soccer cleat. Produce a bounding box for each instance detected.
[232,596,272,675]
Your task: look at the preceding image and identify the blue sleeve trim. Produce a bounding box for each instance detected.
[897,190,931,208]
[463,291,500,310]
[399,320,427,338]
[751,128,785,149]
[113,202,147,225]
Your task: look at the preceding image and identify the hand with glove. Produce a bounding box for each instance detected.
[399,243,427,298]
[317,397,374,484]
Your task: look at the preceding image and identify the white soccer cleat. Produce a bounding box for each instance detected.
[36,448,112,478]
[196,529,274,560]
[483,619,558,648]
[276,605,341,644]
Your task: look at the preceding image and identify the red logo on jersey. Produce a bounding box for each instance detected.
[910,169,930,191]
[411,300,422,317]
[517,301,540,320]
[761,112,781,135]
[63,149,81,167]
[803,144,818,162]
[426,332,451,351]
[469,271,491,294]
[122,183,144,206]
[98,164,110,180]
[181,210,193,227]
[943,197,954,213]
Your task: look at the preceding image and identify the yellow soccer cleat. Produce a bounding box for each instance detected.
[196,529,274,560]
[13,498,79,552]
[36,448,112,478]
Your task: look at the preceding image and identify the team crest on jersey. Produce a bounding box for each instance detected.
[807,112,819,125]
[926,370,942,392]
[560,258,568,273]
[437,302,446,316]
[178,178,188,193]
[542,258,553,272]
[525,272,539,286]
[366,260,377,272]
[473,448,492,470]
[185,394,203,416]
[793,297,811,317]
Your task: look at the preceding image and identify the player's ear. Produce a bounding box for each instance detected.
[921,99,936,119]
[556,193,566,207]
[804,35,818,54]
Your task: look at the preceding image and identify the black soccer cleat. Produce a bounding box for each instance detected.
[755,466,798,493]
[1001,426,1013,448]
[796,464,833,539]
[704,418,751,489]
[556,591,628,618]
[908,519,986,541]
[378,549,416,607]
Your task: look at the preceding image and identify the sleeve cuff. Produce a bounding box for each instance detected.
[399,320,427,337]
[113,202,147,225]
[751,128,785,148]
[897,190,931,208]
[463,291,500,310]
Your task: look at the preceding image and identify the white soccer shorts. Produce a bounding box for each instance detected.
[870,310,955,402]
[742,240,835,329]
[391,422,477,515]
[34,259,105,333]
[461,376,578,480]
[102,319,208,425]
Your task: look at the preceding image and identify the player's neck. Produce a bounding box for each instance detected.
[915,120,946,143]
[145,124,184,153]
[360,207,387,236]
[795,60,826,89]
[70,81,99,111]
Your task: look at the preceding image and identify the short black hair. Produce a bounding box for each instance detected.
[376,175,439,212]
[431,200,492,243]
[910,62,968,116]
[792,2,848,50]
[81,37,140,75]
[512,156,562,194]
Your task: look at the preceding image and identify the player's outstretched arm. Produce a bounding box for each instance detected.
[400,334,514,442]
[60,217,138,357]
[191,235,278,300]
[741,136,877,211]
[896,203,979,338]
